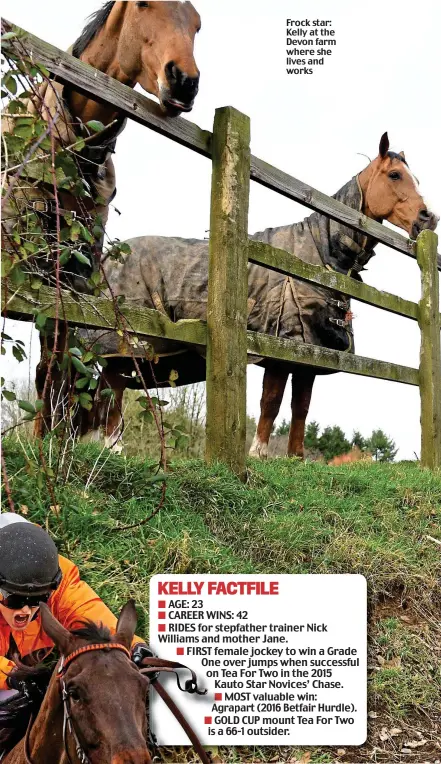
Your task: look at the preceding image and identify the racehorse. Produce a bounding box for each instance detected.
[3,601,151,763]
[77,134,438,456]
[2,1,201,437]
[2,601,209,764]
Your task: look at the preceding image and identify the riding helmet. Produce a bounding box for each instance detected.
[0,523,62,596]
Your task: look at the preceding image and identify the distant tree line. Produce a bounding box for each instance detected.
[274,419,398,462]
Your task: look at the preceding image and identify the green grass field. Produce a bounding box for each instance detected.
[2,439,441,763]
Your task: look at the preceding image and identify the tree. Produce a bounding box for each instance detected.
[367,429,398,462]
[351,430,367,451]
[318,425,351,462]
[304,421,321,451]
[275,418,290,436]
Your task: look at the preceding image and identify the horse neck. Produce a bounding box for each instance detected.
[67,3,132,125]
[25,673,65,764]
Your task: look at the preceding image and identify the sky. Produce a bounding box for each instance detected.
[1,0,440,459]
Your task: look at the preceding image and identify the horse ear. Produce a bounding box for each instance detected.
[379,132,389,157]
[39,602,72,655]
[115,599,138,649]
[398,151,406,160]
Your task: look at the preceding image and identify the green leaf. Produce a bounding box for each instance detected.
[12,345,26,362]
[35,312,47,331]
[73,250,91,267]
[75,377,90,389]
[69,347,83,358]
[100,388,114,398]
[30,277,42,291]
[72,137,86,151]
[59,248,71,266]
[89,377,98,390]
[82,351,94,364]
[71,356,93,376]
[9,266,25,287]
[139,409,153,423]
[86,120,105,133]
[18,399,35,414]
[176,434,189,449]
[2,390,16,401]
[2,73,17,94]
[22,412,36,422]
[34,400,44,412]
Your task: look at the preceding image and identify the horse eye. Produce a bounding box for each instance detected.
[388,171,401,180]
[67,685,82,702]
[137,2,149,7]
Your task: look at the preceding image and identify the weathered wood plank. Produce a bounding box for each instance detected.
[1,284,207,346]
[205,107,251,478]
[417,230,441,468]
[5,21,440,266]
[246,332,419,386]
[2,283,418,386]
[248,240,421,321]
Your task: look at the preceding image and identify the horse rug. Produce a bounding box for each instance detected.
[82,177,377,364]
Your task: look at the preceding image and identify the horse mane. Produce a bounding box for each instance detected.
[72,1,116,58]
[387,150,408,166]
[71,621,112,643]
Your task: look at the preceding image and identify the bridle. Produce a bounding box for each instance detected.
[23,642,211,764]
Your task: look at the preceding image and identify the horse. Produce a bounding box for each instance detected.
[2,601,209,764]
[3,601,151,763]
[76,133,438,456]
[2,1,201,437]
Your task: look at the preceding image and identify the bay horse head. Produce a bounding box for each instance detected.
[359,132,438,237]
[72,1,201,118]
[23,601,151,763]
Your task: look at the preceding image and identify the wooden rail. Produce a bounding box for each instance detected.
[2,26,440,473]
[2,283,419,388]
[5,20,441,266]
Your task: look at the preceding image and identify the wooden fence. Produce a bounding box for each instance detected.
[2,25,441,475]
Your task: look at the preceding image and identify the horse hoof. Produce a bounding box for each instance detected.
[249,436,268,460]
[104,437,123,454]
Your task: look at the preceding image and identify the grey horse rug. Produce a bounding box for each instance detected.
[82,176,377,370]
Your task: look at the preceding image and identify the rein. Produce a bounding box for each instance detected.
[23,644,211,764]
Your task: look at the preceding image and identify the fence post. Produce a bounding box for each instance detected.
[416,229,441,468]
[205,106,251,479]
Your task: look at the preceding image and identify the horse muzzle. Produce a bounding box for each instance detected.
[411,208,439,238]
[160,61,199,116]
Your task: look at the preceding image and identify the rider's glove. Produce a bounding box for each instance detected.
[131,642,156,666]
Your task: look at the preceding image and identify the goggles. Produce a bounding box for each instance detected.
[0,589,51,610]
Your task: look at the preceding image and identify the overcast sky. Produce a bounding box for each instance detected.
[2,0,440,459]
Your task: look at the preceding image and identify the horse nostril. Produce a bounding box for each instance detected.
[419,209,430,220]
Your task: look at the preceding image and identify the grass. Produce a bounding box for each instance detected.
[2,438,441,762]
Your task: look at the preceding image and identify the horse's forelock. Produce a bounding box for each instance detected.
[70,620,112,644]
[386,150,408,166]
[72,1,115,58]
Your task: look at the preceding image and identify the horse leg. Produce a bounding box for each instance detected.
[34,334,54,438]
[287,369,316,458]
[249,365,289,459]
[34,327,70,438]
[102,385,125,452]
[81,371,125,452]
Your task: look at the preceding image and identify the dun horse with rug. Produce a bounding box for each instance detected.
[80,134,438,455]
[1,601,210,764]
[1,1,201,436]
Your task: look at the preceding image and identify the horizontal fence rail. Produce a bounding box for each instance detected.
[2,284,420,389]
[4,20,441,268]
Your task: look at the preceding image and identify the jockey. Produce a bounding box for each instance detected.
[0,513,153,703]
